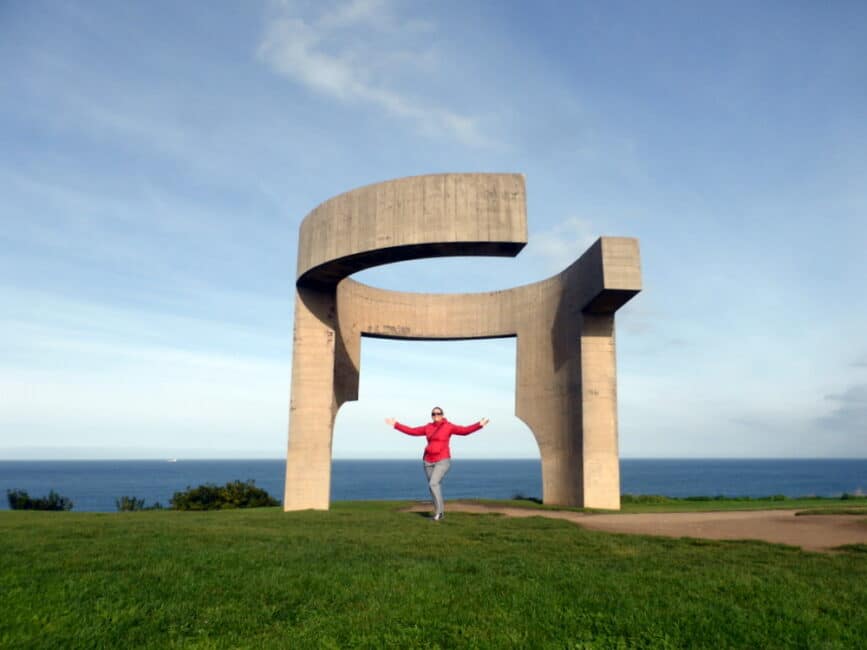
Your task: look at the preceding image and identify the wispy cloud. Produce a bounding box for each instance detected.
[317,0,434,32]
[257,0,489,146]
[0,286,290,358]
[522,217,598,274]
[0,289,292,455]
[820,384,867,437]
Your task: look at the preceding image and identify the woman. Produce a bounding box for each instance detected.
[386,407,490,521]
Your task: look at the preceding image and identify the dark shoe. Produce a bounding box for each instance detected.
[432,513,444,521]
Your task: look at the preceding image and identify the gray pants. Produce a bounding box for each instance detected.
[423,459,451,515]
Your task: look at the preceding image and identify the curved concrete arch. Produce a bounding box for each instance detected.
[296,173,527,290]
[285,173,641,510]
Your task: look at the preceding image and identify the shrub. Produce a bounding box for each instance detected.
[115,496,163,511]
[621,494,674,504]
[7,489,73,511]
[170,480,279,511]
[116,496,145,511]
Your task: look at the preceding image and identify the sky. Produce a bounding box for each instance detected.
[1,0,866,460]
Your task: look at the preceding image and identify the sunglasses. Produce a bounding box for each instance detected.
[431,411,443,416]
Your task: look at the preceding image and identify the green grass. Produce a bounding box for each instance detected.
[467,494,867,514]
[794,507,867,516]
[836,543,867,553]
[2,501,866,649]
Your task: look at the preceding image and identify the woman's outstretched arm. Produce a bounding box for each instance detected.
[451,418,490,435]
[385,418,427,435]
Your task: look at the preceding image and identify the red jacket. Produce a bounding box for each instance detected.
[394,418,483,463]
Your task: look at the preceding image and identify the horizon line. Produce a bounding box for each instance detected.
[1,456,865,462]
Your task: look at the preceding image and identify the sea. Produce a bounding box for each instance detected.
[1,458,865,512]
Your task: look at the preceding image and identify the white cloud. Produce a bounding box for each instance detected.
[0,367,288,453]
[0,287,292,455]
[257,1,489,146]
[819,384,867,439]
[317,0,416,30]
[522,217,598,274]
[0,336,290,454]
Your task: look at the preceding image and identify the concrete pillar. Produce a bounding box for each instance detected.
[283,287,338,510]
[580,313,620,509]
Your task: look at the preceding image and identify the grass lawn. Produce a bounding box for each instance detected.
[469,494,867,514]
[794,507,867,516]
[2,500,866,649]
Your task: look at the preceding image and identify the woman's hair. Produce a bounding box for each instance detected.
[431,406,444,414]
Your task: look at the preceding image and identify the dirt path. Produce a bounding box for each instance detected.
[403,502,867,552]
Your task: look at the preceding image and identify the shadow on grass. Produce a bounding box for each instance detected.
[401,501,436,519]
[835,543,867,554]
[512,494,543,504]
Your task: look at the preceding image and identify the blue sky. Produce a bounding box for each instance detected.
[1,0,865,460]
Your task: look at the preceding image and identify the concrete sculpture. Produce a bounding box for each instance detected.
[284,174,641,511]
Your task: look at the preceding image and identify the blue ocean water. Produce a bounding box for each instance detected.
[0,458,865,512]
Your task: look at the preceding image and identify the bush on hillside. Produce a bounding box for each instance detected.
[170,480,279,511]
[7,489,73,511]
[115,496,163,511]
[620,494,674,504]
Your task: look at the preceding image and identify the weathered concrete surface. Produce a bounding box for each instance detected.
[296,173,528,290]
[284,173,641,511]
